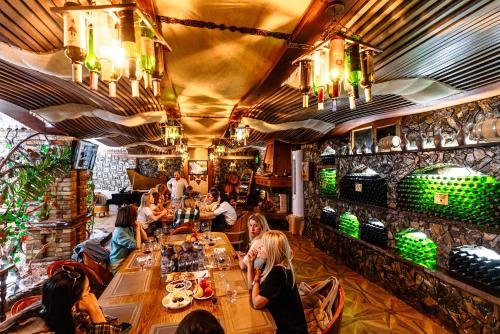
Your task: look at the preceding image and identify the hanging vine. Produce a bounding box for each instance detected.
[0,131,71,265]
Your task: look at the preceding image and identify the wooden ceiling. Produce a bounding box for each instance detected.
[0,0,499,150]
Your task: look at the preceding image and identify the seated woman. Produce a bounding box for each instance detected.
[173,196,200,228]
[175,310,224,334]
[137,193,167,233]
[150,192,163,214]
[249,231,308,334]
[212,193,237,231]
[204,188,220,212]
[156,183,169,207]
[8,266,122,334]
[238,213,270,271]
[109,205,147,273]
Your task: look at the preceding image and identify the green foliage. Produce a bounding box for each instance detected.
[0,135,71,265]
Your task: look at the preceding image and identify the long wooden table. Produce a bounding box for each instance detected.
[99,232,275,334]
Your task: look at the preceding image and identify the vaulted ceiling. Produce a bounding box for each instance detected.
[0,0,499,152]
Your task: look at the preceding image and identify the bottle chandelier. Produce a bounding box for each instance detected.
[294,34,380,111]
[52,2,171,98]
[160,120,183,146]
[228,123,251,146]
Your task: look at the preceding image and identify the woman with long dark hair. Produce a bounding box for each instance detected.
[109,205,147,273]
[6,266,121,334]
[212,193,237,231]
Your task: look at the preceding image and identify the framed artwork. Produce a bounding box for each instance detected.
[376,124,399,141]
[351,127,372,152]
[188,160,208,175]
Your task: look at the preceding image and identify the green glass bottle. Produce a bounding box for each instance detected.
[140,21,156,89]
[84,23,101,90]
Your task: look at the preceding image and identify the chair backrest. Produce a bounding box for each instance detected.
[94,193,108,205]
[47,260,105,286]
[170,225,194,235]
[323,285,345,334]
[225,211,249,251]
[82,252,114,286]
[10,295,42,315]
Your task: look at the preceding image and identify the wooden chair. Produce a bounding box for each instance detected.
[82,252,114,286]
[93,193,109,217]
[47,260,105,287]
[171,225,194,235]
[10,295,42,315]
[225,211,249,251]
[323,285,345,334]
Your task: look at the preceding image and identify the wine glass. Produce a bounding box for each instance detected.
[226,282,238,304]
[211,294,218,311]
[193,221,200,234]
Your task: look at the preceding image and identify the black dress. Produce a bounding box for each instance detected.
[259,266,308,334]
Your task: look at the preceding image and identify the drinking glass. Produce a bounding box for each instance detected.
[226,282,238,304]
[193,221,200,234]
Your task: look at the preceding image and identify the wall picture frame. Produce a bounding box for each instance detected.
[188,160,208,175]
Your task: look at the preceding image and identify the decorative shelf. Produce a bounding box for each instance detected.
[310,219,500,301]
[255,175,292,188]
[335,142,498,158]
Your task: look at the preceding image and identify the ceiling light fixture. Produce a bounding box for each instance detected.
[292,1,381,111]
[52,1,171,98]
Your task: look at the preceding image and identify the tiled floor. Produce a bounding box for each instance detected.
[94,210,450,334]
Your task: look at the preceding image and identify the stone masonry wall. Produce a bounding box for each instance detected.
[302,96,500,333]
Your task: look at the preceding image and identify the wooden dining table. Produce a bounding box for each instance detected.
[98,232,276,334]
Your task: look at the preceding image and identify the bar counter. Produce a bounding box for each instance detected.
[98,232,275,334]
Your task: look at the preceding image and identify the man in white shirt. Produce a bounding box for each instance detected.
[167,171,189,200]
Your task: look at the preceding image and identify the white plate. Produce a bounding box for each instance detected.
[162,293,192,310]
[166,280,192,293]
[193,290,214,300]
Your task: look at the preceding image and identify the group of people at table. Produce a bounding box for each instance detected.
[7,171,308,334]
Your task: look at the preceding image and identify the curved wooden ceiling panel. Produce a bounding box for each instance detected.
[0,0,498,149]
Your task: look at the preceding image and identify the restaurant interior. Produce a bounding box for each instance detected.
[0,0,499,333]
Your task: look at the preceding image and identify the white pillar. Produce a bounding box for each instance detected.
[292,150,304,217]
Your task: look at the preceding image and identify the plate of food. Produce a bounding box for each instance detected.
[162,291,192,310]
[166,272,196,282]
[193,279,214,300]
[166,280,192,293]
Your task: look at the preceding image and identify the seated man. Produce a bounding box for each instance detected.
[212,193,237,231]
[173,196,200,228]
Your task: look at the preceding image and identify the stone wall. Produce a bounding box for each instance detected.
[137,157,182,180]
[302,95,500,333]
[307,222,500,334]
[92,149,135,195]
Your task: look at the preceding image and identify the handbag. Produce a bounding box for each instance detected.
[298,276,339,333]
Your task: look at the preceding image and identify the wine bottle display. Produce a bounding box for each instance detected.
[339,173,387,207]
[319,154,335,165]
[360,219,388,249]
[339,212,359,239]
[397,171,499,226]
[449,245,500,290]
[319,168,336,196]
[395,228,437,269]
[320,206,337,228]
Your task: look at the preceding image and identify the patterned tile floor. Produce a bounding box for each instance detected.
[289,234,451,334]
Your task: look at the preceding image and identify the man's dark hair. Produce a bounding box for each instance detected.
[175,310,224,334]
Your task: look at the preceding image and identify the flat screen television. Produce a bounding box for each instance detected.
[72,140,98,170]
